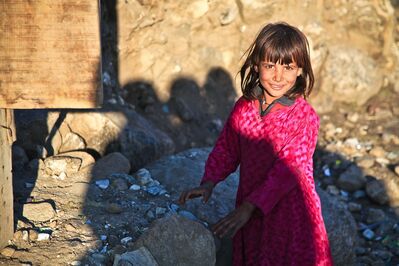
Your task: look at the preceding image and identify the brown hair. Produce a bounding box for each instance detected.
[239,22,314,100]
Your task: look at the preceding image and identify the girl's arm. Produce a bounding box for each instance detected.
[200,99,243,186]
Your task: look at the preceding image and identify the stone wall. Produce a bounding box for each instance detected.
[116,0,397,112]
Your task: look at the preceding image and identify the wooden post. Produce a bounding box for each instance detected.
[0,109,15,249]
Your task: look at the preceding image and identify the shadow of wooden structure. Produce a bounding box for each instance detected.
[0,1,102,249]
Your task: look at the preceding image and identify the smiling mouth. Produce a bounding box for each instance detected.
[271,85,284,90]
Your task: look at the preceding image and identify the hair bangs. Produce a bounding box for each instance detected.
[260,31,304,66]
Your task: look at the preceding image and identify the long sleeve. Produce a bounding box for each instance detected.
[245,111,319,216]
[201,99,243,185]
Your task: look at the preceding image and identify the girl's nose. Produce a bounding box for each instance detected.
[274,66,283,81]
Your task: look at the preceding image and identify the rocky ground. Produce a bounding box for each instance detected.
[0,85,398,266]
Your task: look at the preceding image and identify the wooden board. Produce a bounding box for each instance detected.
[0,1,102,109]
[0,109,15,249]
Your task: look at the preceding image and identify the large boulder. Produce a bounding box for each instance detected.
[14,108,175,172]
[146,148,357,265]
[132,214,216,266]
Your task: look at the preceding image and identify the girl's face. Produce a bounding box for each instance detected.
[256,60,302,103]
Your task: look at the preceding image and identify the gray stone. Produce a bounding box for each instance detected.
[133,168,153,185]
[112,178,129,191]
[337,165,366,192]
[132,214,216,266]
[348,202,362,212]
[91,152,131,180]
[22,202,55,222]
[366,208,385,224]
[113,247,158,266]
[365,179,389,205]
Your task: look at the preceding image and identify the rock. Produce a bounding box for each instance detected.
[112,178,129,191]
[105,203,123,214]
[366,208,386,224]
[95,179,110,190]
[22,202,56,222]
[132,214,216,266]
[28,229,38,241]
[42,155,82,178]
[365,179,389,205]
[57,151,95,169]
[187,0,209,19]
[337,165,366,192]
[91,152,131,180]
[129,184,141,191]
[362,229,375,240]
[37,233,51,241]
[356,156,375,169]
[394,165,399,176]
[147,148,357,265]
[318,46,383,107]
[113,247,158,266]
[58,132,86,153]
[120,236,133,245]
[133,168,153,186]
[1,246,15,257]
[348,202,362,212]
[369,146,386,158]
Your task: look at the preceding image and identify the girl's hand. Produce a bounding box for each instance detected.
[212,201,256,238]
[178,181,215,205]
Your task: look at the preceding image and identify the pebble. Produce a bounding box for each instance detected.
[353,190,366,199]
[105,203,123,214]
[1,246,15,257]
[129,184,141,191]
[29,229,39,241]
[346,112,359,123]
[134,168,153,186]
[100,235,107,241]
[70,261,82,266]
[394,165,399,176]
[366,208,385,224]
[371,250,392,261]
[348,202,362,212]
[362,229,375,240]
[120,236,133,245]
[112,178,128,190]
[327,185,339,196]
[369,146,386,158]
[356,156,375,168]
[155,207,167,216]
[95,179,110,189]
[145,185,167,196]
[178,210,198,222]
[365,180,389,205]
[37,233,51,241]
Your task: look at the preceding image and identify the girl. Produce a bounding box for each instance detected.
[179,22,333,266]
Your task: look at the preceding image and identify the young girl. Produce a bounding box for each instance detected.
[179,22,333,265]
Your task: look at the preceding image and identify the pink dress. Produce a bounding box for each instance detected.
[202,97,333,266]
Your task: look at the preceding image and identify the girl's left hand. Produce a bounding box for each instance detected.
[212,201,256,238]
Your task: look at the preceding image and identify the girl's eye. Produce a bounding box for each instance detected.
[284,66,293,71]
[264,64,274,69]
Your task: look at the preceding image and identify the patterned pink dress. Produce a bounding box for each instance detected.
[202,96,333,266]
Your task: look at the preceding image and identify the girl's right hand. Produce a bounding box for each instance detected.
[178,181,215,205]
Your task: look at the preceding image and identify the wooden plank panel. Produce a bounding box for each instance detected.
[0,1,102,109]
[0,109,15,249]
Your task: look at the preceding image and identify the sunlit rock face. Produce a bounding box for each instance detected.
[115,0,397,112]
